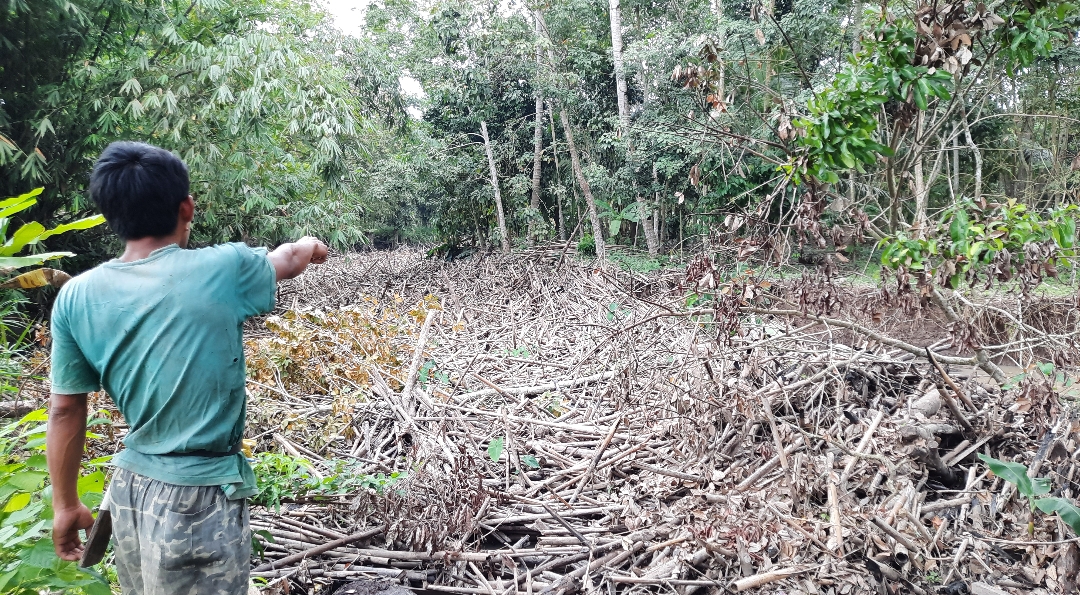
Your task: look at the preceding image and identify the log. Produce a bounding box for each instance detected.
[252,525,386,572]
[0,402,32,419]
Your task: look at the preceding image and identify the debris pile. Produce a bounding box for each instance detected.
[240,249,1077,594]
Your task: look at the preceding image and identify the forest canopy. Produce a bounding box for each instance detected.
[1,0,1078,271]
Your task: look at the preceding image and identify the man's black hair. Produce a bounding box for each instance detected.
[88,141,190,240]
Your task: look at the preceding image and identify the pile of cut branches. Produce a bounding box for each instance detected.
[243,249,1075,594]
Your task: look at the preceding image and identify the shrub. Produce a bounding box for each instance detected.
[577,234,596,257]
[250,451,404,512]
[0,410,111,594]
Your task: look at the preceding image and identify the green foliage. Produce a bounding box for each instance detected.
[1,0,370,251]
[505,346,531,358]
[5,0,1080,261]
[791,17,952,184]
[609,252,670,274]
[0,292,30,389]
[979,454,1080,536]
[487,437,504,463]
[577,234,596,257]
[419,359,451,388]
[0,189,103,271]
[996,0,1080,70]
[878,200,1077,288]
[596,199,643,238]
[0,190,110,588]
[606,302,630,321]
[250,451,403,512]
[0,410,110,595]
[251,528,276,560]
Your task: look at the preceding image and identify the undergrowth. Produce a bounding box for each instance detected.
[250,451,405,512]
[245,295,443,446]
[0,410,112,594]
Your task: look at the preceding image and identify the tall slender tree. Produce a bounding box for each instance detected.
[608,0,659,255]
[559,108,605,261]
[529,13,545,244]
[480,121,511,253]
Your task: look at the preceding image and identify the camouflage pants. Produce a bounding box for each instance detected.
[109,468,250,595]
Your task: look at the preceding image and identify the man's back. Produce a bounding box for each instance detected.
[51,242,275,488]
[45,142,326,594]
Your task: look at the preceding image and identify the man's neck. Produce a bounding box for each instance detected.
[119,236,185,263]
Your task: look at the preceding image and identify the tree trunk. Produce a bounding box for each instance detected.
[530,96,544,244]
[609,0,631,128]
[951,125,960,199]
[473,208,488,252]
[529,15,545,244]
[653,163,661,247]
[711,0,726,106]
[912,112,928,233]
[480,120,510,254]
[961,105,983,204]
[547,102,566,241]
[884,120,900,233]
[608,0,658,256]
[559,108,606,261]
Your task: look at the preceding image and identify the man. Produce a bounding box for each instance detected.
[45,141,328,593]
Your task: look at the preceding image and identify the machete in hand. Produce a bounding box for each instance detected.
[79,485,112,568]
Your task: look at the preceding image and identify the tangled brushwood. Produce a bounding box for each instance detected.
[18,249,1072,595]
[224,248,1080,595]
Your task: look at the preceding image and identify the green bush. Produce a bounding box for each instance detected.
[0,192,111,593]
[251,451,404,512]
[577,234,596,257]
[0,410,111,594]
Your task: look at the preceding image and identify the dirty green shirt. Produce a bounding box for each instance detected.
[49,243,276,499]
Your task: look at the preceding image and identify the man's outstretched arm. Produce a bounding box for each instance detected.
[268,236,329,281]
[47,392,94,561]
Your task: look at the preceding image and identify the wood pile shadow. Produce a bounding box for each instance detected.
[243,248,1079,595]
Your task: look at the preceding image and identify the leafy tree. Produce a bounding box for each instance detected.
[1,0,370,253]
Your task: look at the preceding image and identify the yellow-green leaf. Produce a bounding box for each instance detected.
[2,492,30,512]
[0,268,71,289]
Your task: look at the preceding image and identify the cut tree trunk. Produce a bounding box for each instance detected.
[559,108,605,261]
[480,120,510,254]
[608,0,658,256]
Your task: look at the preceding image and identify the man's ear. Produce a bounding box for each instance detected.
[178,195,195,224]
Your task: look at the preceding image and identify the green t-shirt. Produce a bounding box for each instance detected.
[49,243,276,499]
